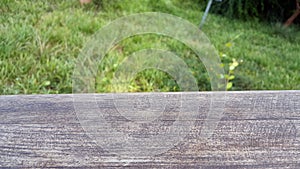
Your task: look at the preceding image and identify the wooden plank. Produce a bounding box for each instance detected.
[0,91,299,168]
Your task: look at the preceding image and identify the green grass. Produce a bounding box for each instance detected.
[0,0,299,94]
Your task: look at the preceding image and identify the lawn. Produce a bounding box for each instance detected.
[0,0,299,94]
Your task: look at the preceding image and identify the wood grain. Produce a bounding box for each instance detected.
[0,91,299,168]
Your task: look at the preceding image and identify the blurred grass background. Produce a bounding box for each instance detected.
[0,0,299,94]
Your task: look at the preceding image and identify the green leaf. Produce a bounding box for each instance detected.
[229,75,235,80]
[226,82,233,90]
[225,42,233,48]
[232,61,239,67]
[43,81,51,86]
[229,65,235,70]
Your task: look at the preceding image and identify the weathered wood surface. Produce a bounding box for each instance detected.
[0,91,299,168]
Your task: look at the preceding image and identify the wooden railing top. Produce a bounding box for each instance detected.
[0,90,299,168]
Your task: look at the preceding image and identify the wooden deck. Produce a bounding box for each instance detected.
[0,91,299,168]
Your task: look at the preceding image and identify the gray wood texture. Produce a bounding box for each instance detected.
[0,91,299,168]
